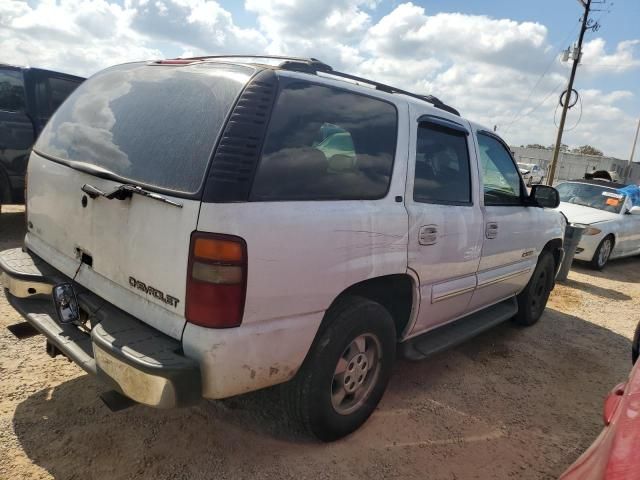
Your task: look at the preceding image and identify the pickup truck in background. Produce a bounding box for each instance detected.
[0,65,84,211]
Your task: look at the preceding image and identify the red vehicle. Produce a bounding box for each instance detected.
[560,321,640,479]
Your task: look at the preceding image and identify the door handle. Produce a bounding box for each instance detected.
[485,222,498,239]
[419,225,438,245]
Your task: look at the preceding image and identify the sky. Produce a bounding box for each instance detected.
[2,0,639,159]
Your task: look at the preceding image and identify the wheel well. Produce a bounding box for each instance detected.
[603,233,616,246]
[324,274,415,339]
[542,238,563,271]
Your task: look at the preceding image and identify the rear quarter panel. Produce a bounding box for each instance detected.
[183,100,410,398]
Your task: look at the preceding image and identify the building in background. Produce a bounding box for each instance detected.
[511,147,640,185]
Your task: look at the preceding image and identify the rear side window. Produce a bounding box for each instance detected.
[414,123,471,205]
[36,76,82,118]
[250,81,397,201]
[0,69,25,112]
[35,62,254,194]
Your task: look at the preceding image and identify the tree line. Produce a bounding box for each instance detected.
[520,143,604,157]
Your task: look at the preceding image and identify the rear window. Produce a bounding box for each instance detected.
[250,81,397,201]
[35,62,254,194]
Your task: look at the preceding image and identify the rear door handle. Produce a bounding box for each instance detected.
[419,225,438,245]
[485,222,498,239]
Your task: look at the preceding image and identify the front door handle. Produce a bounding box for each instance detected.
[419,225,438,245]
[486,222,498,239]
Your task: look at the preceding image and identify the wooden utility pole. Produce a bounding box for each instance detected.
[547,0,592,186]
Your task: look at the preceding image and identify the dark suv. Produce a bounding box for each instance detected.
[0,65,84,211]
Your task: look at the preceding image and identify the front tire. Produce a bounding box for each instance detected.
[282,296,396,441]
[590,235,613,270]
[513,251,555,326]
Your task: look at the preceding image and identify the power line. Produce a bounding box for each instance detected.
[502,19,581,133]
[554,92,583,132]
[548,0,599,185]
[504,3,613,135]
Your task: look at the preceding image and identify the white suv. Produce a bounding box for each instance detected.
[0,56,565,440]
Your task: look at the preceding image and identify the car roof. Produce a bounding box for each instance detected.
[152,55,462,117]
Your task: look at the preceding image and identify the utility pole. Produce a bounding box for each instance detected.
[625,117,640,183]
[547,0,593,186]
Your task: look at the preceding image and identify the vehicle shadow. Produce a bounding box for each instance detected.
[573,256,640,284]
[0,207,26,250]
[12,308,634,479]
[560,278,632,301]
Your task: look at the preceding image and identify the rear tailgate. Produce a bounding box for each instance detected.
[26,154,198,339]
[25,61,254,339]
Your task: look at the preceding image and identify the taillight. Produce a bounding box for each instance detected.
[185,232,247,328]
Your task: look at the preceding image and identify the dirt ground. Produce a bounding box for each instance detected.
[1,205,639,480]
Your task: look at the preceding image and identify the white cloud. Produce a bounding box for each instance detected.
[0,0,265,76]
[581,38,640,73]
[0,0,161,76]
[0,0,638,158]
[363,3,550,72]
[128,0,266,55]
[244,0,374,67]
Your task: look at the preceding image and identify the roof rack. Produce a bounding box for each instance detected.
[177,55,460,116]
[311,69,460,116]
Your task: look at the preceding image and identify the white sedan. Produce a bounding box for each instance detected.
[518,163,545,186]
[556,180,640,269]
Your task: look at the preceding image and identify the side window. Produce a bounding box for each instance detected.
[414,123,471,205]
[250,82,397,201]
[478,133,523,205]
[35,76,81,119]
[49,77,80,112]
[0,68,25,112]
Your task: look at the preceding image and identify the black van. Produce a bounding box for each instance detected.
[0,65,84,211]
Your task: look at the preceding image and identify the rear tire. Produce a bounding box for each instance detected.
[513,251,555,326]
[282,296,396,441]
[590,235,613,270]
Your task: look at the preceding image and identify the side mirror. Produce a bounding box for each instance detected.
[629,206,640,216]
[530,184,560,208]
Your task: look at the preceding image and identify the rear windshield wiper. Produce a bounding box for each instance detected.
[81,183,183,208]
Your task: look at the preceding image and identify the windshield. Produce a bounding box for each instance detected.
[557,182,626,214]
[35,62,254,194]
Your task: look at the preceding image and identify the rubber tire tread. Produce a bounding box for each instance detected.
[590,235,614,271]
[513,251,555,326]
[281,295,396,441]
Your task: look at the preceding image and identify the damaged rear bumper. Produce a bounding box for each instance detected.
[1,248,201,408]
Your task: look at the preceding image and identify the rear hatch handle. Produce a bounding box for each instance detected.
[81,183,183,208]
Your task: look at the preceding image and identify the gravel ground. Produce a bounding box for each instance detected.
[1,204,639,479]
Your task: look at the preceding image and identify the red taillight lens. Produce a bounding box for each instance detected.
[185,232,247,328]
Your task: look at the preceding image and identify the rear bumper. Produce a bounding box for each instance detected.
[1,248,201,408]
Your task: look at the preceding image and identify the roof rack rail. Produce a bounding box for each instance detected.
[178,55,333,71]
[306,68,460,116]
[175,54,460,116]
